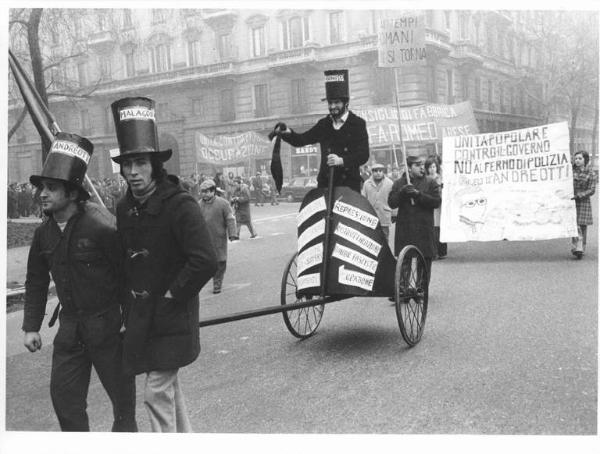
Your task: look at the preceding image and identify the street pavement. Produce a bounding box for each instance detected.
[4,200,598,440]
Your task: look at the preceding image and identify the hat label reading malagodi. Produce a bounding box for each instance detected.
[325,74,345,82]
[50,140,91,164]
[119,106,156,121]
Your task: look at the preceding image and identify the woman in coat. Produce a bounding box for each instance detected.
[571,150,596,259]
[230,176,257,238]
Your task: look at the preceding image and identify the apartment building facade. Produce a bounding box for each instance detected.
[9,8,590,184]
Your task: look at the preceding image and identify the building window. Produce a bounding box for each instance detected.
[487,26,494,54]
[74,17,83,39]
[462,73,469,100]
[251,26,266,57]
[152,10,166,24]
[150,44,171,73]
[80,109,91,134]
[374,67,395,104]
[77,62,88,87]
[425,10,434,27]
[220,88,235,121]
[253,84,269,117]
[282,16,309,50]
[291,79,307,113]
[499,84,505,112]
[444,11,451,29]
[187,39,201,66]
[427,64,437,102]
[97,14,106,31]
[192,98,203,117]
[458,13,469,40]
[510,87,516,113]
[123,9,132,28]
[124,49,135,78]
[157,102,168,121]
[329,11,344,44]
[218,33,232,60]
[487,79,494,110]
[104,106,114,133]
[474,76,481,108]
[446,69,454,104]
[99,56,111,80]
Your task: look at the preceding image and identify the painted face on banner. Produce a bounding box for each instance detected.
[121,155,153,195]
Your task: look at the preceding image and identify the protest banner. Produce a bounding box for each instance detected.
[440,122,578,242]
[354,101,479,146]
[378,13,426,67]
[194,130,272,165]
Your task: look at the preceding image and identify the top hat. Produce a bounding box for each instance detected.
[30,132,93,200]
[110,97,172,164]
[321,69,350,101]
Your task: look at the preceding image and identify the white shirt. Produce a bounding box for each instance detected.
[331,110,349,130]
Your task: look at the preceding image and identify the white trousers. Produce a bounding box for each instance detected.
[144,369,192,432]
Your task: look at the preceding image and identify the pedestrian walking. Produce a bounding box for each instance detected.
[23,132,137,432]
[273,69,369,192]
[199,178,238,294]
[361,162,393,240]
[252,171,265,206]
[571,150,596,259]
[230,176,258,239]
[111,97,217,432]
[425,156,447,259]
[388,155,441,283]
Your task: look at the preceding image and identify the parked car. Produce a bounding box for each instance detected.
[280,176,317,202]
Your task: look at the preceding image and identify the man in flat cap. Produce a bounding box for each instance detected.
[361,162,394,240]
[273,69,369,193]
[23,132,136,431]
[199,178,238,294]
[388,155,441,282]
[111,97,217,432]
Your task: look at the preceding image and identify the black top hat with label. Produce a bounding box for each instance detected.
[30,132,93,200]
[110,96,172,164]
[321,69,350,101]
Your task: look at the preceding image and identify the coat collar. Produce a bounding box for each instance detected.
[125,175,184,215]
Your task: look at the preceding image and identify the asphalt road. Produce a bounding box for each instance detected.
[4,201,598,438]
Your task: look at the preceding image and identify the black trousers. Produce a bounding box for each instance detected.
[50,305,137,432]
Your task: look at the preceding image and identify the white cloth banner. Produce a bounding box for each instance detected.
[440,122,578,242]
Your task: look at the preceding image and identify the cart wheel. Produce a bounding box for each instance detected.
[280,252,324,339]
[394,245,429,346]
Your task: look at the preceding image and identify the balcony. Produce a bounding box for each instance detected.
[88,30,116,52]
[425,28,452,58]
[202,9,237,32]
[268,46,318,71]
[452,40,484,67]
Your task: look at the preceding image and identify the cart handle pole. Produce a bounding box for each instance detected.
[198,295,350,328]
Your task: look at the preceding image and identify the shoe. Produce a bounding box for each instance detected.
[250,234,258,239]
[575,251,583,260]
[213,288,221,294]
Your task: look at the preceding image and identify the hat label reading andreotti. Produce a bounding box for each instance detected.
[50,140,91,165]
[325,74,345,82]
[119,106,156,122]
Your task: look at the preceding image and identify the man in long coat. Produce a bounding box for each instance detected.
[199,179,237,293]
[112,97,217,432]
[274,69,369,193]
[388,155,441,282]
[230,176,258,239]
[361,162,394,240]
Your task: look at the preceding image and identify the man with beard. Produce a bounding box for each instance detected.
[198,178,238,294]
[388,155,441,282]
[361,162,394,240]
[23,132,136,431]
[273,70,369,193]
[111,97,217,432]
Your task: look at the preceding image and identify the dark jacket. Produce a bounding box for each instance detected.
[388,173,441,258]
[23,202,121,332]
[282,111,369,192]
[117,175,217,375]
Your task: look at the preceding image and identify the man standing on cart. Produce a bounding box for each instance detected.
[273,69,369,192]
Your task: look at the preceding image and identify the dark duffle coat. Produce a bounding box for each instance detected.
[388,173,441,258]
[282,111,369,192]
[117,175,217,375]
